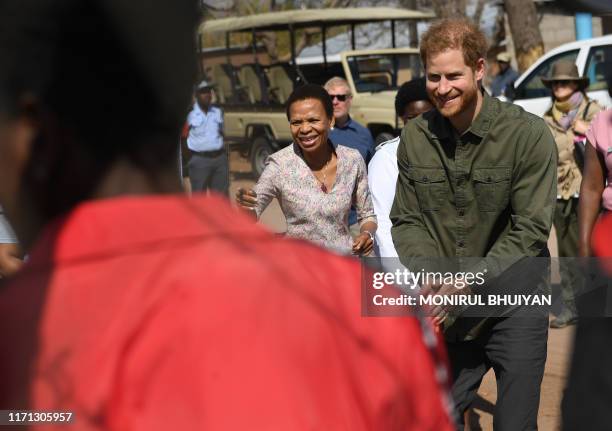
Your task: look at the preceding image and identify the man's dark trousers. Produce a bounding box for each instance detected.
[447,316,548,430]
[447,255,550,431]
[553,198,580,313]
[188,150,229,195]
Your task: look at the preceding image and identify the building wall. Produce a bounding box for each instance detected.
[539,10,602,52]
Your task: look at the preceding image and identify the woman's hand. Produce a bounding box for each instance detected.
[0,243,23,278]
[352,231,374,256]
[573,119,589,136]
[235,188,258,219]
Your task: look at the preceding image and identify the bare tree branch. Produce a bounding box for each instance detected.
[505,0,544,71]
[259,32,279,60]
[278,27,320,62]
[472,0,487,25]
[430,0,467,18]
[398,0,420,47]
[274,0,351,61]
[488,4,506,53]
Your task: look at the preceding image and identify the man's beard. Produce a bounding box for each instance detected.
[431,83,478,119]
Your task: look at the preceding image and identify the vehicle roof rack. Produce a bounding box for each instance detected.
[200,7,434,34]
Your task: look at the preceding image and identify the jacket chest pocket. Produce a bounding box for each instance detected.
[473,168,511,212]
[408,168,448,211]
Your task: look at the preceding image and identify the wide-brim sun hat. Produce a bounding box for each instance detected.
[541,60,589,89]
[496,52,511,63]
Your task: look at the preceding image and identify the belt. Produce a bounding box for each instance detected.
[190,148,225,157]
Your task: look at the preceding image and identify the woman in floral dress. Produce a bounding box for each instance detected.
[236,84,377,255]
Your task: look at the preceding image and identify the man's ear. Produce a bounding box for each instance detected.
[475,57,486,82]
[13,94,39,170]
[12,119,35,172]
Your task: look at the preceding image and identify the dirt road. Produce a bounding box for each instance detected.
[227,150,573,431]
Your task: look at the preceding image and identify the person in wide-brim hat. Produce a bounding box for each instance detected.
[541,60,590,89]
[542,59,603,329]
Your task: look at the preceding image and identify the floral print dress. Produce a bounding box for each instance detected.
[254,141,377,254]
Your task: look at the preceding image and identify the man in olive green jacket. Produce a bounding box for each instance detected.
[390,18,557,430]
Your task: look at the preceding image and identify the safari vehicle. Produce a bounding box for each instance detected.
[505,34,612,116]
[199,7,433,177]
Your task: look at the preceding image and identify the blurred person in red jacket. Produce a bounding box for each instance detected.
[562,213,612,430]
[0,1,453,430]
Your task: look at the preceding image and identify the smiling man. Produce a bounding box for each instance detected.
[390,19,557,430]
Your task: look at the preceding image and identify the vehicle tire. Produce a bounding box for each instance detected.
[375,132,395,146]
[250,136,274,178]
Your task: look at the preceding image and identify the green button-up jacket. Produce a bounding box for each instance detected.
[390,93,557,281]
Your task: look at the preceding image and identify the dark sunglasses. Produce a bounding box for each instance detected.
[329,94,349,101]
[551,80,573,87]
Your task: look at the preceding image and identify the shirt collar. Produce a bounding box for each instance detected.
[193,102,214,116]
[24,194,266,270]
[465,91,494,139]
[334,116,356,130]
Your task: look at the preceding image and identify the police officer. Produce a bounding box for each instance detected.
[186,80,229,195]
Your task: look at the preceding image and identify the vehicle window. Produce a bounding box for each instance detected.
[298,62,346,85]
[514,50,580,100]
[585,44,612,92]
[347,53,422,93]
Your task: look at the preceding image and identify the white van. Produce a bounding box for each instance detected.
[507,35,612,117]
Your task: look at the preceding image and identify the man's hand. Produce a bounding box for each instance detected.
[420,280,473,325]
[0,243,23,278]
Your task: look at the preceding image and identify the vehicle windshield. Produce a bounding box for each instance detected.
[347,53,422,93]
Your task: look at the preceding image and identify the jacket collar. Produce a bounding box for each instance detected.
[23,194,267,271]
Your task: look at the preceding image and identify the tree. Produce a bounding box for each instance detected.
[429,0,467,18]
[399,0,419,47]
[418,0,489,26]
[504,0,544,72]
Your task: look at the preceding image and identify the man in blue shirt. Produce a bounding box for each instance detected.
[186,80,228,195]
[324,77,375,230]
[325,77,376,163]
[490,52,519,98]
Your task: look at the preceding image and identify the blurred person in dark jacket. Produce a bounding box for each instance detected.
[0,1,453,430]
[562,213,612,430]
[490,52,518,98]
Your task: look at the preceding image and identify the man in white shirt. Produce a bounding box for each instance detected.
[368,78,433,257]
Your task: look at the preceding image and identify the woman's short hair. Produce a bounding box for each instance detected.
[420,18,488,70]
[285,84,333,120]
[395,77,429,117]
